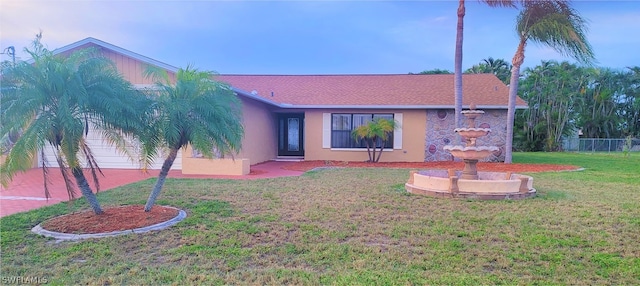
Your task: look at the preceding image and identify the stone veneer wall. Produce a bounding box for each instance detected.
[424,109,507,162]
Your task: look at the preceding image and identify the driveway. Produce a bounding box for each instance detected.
[0,161,303,217]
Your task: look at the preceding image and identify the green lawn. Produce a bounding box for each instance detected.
[1,152,639,285]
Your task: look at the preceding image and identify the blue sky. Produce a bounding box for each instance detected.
[1,1,639,74]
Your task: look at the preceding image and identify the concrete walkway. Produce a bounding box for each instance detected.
[0,161,303,217]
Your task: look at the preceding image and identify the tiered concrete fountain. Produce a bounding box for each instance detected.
[406,105,536,200]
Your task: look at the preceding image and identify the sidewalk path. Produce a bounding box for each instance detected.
[0,161,303,217]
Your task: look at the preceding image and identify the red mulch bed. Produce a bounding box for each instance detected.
[282,160,579,173]
[41,205,179,234]
[40,161,578,235]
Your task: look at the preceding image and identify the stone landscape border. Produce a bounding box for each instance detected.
[31,207,187,241]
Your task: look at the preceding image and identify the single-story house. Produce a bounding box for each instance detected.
[35,37,527,175]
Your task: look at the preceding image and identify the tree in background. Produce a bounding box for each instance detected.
[141,66,244,212]
[0,34,146,214]
[620,66,640,137]
[465,57,512,84]
[514,62,638,151]
[516,61,585,151]
[411,69,452,74]
[504,0,595,163]
[575,67,625,139]
[351,118,396,163]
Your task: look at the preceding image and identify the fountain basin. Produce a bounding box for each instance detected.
[405,169,536,200]
[443,145,499,160]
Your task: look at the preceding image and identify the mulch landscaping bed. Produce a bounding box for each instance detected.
[41,205,179,234]
[282,160,580,173]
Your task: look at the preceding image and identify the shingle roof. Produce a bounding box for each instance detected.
[50,38,526,110]
[219,74,527,109]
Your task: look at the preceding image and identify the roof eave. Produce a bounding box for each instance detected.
[232,87,283,107]
[47,37,180,72]
[229,90,528,110]
[277,104,528,110]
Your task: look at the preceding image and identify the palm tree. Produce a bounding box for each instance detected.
[412,69,452,74]
[465,57,512,84]
[0,34,145,214]
[454,0,515,128]
[622,67,640,137]
[576,67,624,139]
[141,66,244,212]
[504,0,595,163]
[351,118,396,163]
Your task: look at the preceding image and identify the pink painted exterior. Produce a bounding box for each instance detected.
[236,97,278,165]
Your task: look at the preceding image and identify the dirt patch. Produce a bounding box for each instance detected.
[41,205,179,234]
[282,160,579,173]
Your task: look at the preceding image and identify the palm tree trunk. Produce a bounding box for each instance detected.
[71,167,103,215]
[505,40,526,163]
[375,144,383,163]
[144,148,178,212]
[454,0,465,129]
[368,139,376,162]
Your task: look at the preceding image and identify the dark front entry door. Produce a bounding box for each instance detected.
[278,113,304,156]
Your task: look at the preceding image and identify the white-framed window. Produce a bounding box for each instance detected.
[331,113,394,149]
[322,112,403,150]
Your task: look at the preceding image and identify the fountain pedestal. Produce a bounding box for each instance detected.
[461,159,479,180]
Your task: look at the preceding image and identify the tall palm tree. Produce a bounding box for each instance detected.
[141,66,244,212]
[504,0,595,163]
[0,34,145,214]
[454,0,515,128]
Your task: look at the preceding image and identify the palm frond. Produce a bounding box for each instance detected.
[517,0,595,64]
[79,138,103,193]
[1,34,149,213]
[482,0,517,8]
[40,149,52,200]
[54,146,77,200]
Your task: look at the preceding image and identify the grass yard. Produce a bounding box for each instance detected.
[1,152,639,285]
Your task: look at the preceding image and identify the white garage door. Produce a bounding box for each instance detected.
[38,128,182,170]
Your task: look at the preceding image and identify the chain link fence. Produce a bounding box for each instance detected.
[562,138,640,152]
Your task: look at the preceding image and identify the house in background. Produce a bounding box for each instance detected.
[35,38,528,175]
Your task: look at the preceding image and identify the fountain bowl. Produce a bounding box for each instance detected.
[455,128,491,138]
[405,169,536,200]
[443,145,499,160]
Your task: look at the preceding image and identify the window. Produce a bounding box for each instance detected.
[331,114,394,148]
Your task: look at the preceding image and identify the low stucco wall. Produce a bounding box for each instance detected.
[182,157,250,175]
[182,145,250,175]
[406,170,535,199]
